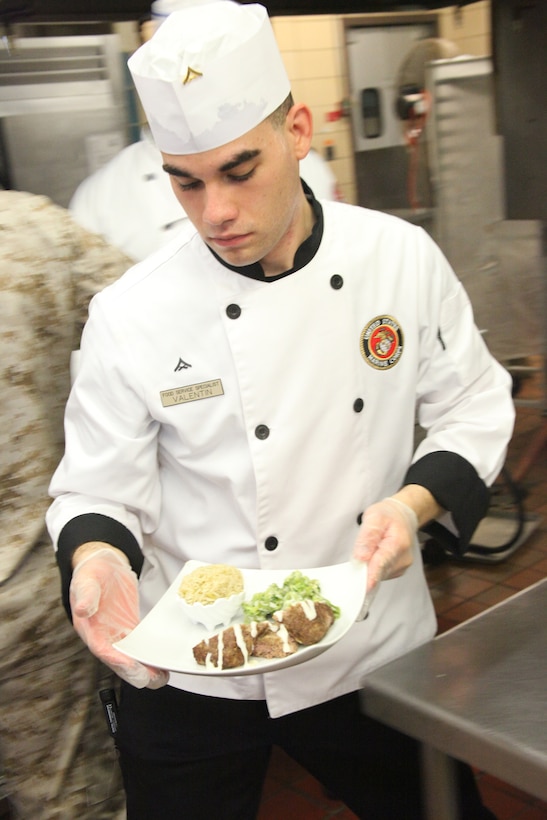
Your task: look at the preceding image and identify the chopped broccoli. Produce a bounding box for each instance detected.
[242,570,340,622]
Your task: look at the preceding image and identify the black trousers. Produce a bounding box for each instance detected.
[116,684,496,820]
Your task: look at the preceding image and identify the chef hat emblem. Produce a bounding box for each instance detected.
[183,67,202,84]
[129,2,291,155]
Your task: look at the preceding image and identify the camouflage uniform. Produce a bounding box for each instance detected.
[0,191,133,819]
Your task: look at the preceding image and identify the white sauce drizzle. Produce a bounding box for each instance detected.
[217,629,224,669]
[301,599,316,620]
[277,623,292,654]
[233,623,250,667]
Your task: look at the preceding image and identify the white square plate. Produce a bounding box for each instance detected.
[114,560,368,676]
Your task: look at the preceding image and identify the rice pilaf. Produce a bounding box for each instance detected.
[178,564,244,605]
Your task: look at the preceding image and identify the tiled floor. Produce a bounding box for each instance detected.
[258,369,547,820]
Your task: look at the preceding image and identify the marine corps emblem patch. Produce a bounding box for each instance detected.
[360,315,404,370]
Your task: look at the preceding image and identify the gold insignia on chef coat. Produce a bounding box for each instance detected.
[160,379,224,407]
[360,316,404,370]
[183,66,203,85]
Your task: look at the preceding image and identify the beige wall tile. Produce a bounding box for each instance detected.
[437,8,463,42]
[462,1,491,35]
[343,181,358,205]
[279,50,300,79]
[329,156,354,186]
[293,76,345,108]
[457,33,491,56]
[283,49,341,81]
[294,16,340,50]
[271,17,300,51]
[438,1,491,53]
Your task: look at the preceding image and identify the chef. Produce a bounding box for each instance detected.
[68,124,192,262]
[47,3,510,818]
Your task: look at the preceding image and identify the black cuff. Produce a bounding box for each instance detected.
[403,451,490,555]
[56,513,144,620]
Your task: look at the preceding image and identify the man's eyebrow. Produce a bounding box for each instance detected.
[219,149,260,173]
[162,149,261,180]
[162,163,193,179]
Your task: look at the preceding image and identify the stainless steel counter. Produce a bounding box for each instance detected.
[360,578,547,820]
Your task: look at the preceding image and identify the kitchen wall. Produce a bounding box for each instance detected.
[271,0,492,205]
[271,14,352,201]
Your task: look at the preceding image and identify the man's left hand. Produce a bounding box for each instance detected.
[353,496,418,591]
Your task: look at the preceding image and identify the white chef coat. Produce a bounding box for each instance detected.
[47,201,514,718]
[69,129,193,262]
[300,148,341,201]
[69,131,340,261]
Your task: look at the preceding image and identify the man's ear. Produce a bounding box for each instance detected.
[286,103,313,161]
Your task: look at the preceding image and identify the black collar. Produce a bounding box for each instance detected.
[208,180,323,281]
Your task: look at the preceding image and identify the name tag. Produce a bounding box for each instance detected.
[160,378,224,407]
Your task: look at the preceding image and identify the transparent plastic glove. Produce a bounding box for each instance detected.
[70,547,169,689]
[352,497,418,593]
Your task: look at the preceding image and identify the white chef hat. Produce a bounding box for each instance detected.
[128,2,291,155]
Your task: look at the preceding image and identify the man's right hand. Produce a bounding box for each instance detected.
[70,545,169,689]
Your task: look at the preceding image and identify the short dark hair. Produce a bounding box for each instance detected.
[268,93,294,129]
